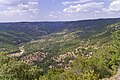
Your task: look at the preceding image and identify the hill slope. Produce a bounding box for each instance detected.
[0,18,120,45]
[0,18,120,80]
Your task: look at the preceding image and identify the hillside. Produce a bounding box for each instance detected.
[0,18,120,53]
[0,18,120,80]
[0,18,120,44]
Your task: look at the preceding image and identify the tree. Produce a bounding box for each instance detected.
[0,53,42,80]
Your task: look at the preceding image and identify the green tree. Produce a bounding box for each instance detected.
[0,53,42,80]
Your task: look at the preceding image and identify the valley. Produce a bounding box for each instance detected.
[0,18,120,80]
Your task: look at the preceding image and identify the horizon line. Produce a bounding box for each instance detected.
[0,17,120,23]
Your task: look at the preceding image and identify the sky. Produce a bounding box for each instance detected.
[0,0,120,22]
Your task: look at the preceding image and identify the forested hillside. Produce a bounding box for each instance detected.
[0,18,120,80]
[0,18,120,44]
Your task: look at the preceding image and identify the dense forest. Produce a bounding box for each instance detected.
[0,18,120,80]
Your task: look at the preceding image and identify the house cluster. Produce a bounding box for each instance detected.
[22,52,48,64]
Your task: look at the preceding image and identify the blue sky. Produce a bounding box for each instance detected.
[0,0,120,22]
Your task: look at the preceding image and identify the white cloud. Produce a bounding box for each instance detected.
[0,0,39,16]
[0,0,10,4]
[48,11,58,18]
[0,0,11,5]
[0,0,20,5]
[48,14,57,18]
[63,2,104,13]
[62,0,92,5]
[107,0,120,12]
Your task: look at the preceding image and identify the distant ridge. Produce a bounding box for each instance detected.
[0,17,120,45]
[0,17,120,23]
